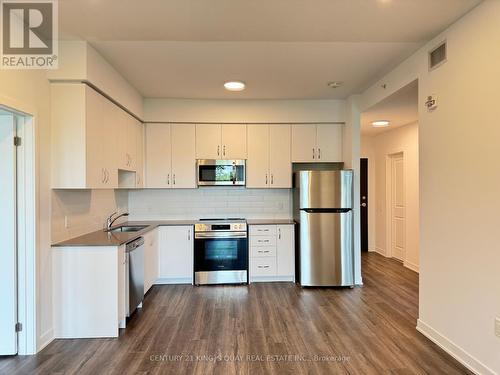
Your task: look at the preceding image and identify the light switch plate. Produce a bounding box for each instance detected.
[495,318,500,338]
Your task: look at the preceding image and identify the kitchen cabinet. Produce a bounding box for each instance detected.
[291,124,342,162]
[249,224,295,282]
[134,121,145,188]
[247,125,291,188]
[143,228,158,294]
[158,226,194,284]
[171,125,196,188]
[53,244,125,337]
[195,124,247,159]
[51,83,118,189]
[145,124,196,188]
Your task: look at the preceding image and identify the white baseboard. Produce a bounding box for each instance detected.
[374,247,389,257]
[155,278,193,285]
[37,328,54,353]
[250,276,294,283]
[416,319,496,375]
[404,260,419,273]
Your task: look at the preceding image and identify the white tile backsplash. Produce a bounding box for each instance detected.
[128,187,292,220]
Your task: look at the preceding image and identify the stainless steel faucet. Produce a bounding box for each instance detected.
[106,212,129,231]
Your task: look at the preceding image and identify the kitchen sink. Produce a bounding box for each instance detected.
[108,225,147,233]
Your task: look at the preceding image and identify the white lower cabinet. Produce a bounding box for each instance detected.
[158,226,194,284]
[249,224,295,282]
[143,228,159,294]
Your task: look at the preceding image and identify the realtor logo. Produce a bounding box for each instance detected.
[1,0,58,69]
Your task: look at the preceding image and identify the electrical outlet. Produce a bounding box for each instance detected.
[64,215,69,229]
[495,318,500,338]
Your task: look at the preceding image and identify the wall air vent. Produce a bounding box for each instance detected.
[429,41,447,71]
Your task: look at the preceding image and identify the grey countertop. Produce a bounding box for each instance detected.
[246,219,296,225]
[52,220,197,247]
[53,218,295,247]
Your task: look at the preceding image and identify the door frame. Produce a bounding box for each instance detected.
[385,151,405,260]
[1,98,37,355]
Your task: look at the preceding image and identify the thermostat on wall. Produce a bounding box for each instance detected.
[425,94,438,111]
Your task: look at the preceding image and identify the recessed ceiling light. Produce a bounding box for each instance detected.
[327,81,343,89]
[224,81,246,91]
[372,120,390,127]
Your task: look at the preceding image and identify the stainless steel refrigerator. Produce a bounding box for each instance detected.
[293,170,354,287]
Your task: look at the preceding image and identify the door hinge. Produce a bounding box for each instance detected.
[15,322,22,332]
[14,136,21,146]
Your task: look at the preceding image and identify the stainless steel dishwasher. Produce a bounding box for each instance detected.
[126,237,144,316]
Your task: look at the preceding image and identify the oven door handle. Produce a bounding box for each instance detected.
[195,232,247,239]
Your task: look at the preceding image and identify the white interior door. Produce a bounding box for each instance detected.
[0,112,18,355]
[391,154,405,261]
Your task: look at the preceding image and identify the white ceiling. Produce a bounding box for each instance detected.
[59,0,482,99]
[361,80,418,136]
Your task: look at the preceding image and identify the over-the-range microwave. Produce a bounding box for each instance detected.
[197,159,246,186]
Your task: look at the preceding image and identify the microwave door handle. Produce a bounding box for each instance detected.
[232,164,237,184]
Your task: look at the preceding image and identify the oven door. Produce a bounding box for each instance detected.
[197,160,245,186]
[194,233,248,273]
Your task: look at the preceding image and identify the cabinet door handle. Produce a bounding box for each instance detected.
[173,174,176,185]
[217,145,220,156]
[257,239,269,243]
[257,265,270,269]
[271,174,274,185]
[258,229,269,232]
[167,173,170,185]
[188,229,191,240]
[278,228,281,240]
[223,145,226,157]
[105,169,109,183]
[258,250,270,254]
[318,148,321,159]
[265,174,268,185]
[312,148,315,159]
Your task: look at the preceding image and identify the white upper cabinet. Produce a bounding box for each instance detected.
[269,125,291,188]
[291,124,342,162]
[316,124,342,162]
[195,124,247,159]
[134,121,145,187]
[146,124,172,188]
[247,125,270,188]
[221,124,247,159]
[195,124,221,159]
[52,83,118,189]
[247,125,291,188]
[171,124,196,188]
[146,124,196,189]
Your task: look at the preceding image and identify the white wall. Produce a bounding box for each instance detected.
[51,190,128,243]
[129,188,291,220]
[361,123,419,272]
[144,98,346,123]
[361,1,500,373]
[0,69,52,351]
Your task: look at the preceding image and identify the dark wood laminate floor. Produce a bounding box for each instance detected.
[0,253,470,375]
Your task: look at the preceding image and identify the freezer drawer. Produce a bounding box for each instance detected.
[297,170,352,209]
[299,210,353,286]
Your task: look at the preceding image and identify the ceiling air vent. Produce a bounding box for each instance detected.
[429,41,447,71]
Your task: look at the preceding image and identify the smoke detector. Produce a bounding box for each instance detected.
[327,81,343,89]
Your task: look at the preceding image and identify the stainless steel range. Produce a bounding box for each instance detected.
[194,218,248,285]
